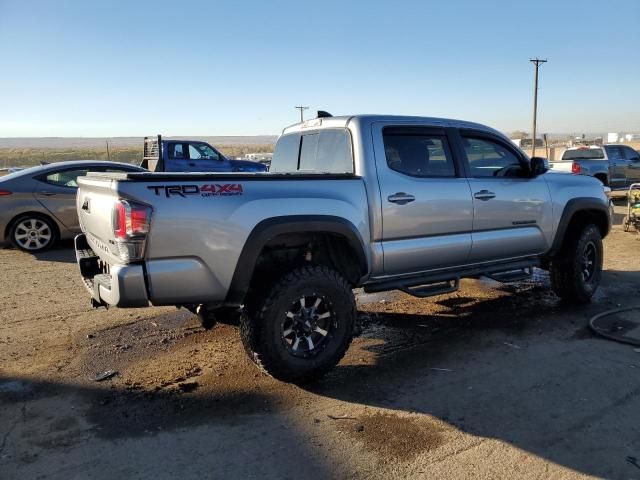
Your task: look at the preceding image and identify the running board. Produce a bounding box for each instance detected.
[398,279,459,298]
[364,259,540,296]
[485,267,533,283]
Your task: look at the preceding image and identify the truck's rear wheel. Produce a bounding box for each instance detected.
[239,265,356,383]
[550,224,603,304]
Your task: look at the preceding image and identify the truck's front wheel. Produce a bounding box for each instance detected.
[239,266,356,383]
[549,224,603,303]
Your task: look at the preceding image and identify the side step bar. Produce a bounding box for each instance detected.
[364,259,539,298]
[485,267,533,283]
[399,279,460,298]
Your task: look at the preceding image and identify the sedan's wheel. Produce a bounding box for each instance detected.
[10,215,56,252]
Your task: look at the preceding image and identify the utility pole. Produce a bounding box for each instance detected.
[105,139,111,161]
[530,58,547,157]
[294,106,309,123]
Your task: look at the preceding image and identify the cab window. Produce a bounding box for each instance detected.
[188,143,220,161]
[169,143,186,159]
[383,130,455,177]
[462,136,523,177]
[623,146,640,161]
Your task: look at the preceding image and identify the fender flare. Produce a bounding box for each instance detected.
[549,197,610,255]
[225,215,368,304]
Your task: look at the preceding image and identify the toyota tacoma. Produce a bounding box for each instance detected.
[75,114,610,382]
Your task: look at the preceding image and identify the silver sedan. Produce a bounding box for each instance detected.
[0,160,145,252]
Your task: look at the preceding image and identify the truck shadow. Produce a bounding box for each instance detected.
[305,273,640,478]
[3,271,639,478]
[0,375,334,478]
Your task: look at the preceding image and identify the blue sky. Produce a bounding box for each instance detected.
[0,0,638,136]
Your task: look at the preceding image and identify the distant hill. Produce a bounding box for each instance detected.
[0,136,278,149]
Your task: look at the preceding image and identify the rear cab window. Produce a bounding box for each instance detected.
[270,129,353,173]
[562,148,605,160]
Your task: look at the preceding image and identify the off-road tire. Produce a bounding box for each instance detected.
[239,265,356,383]
[550,224,602,304]
[9,214,58,252]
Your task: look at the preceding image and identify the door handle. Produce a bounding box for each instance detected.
[474,190,496,201]
[40,191,57,196]
[388,192,415,205]
[188,162,196,167]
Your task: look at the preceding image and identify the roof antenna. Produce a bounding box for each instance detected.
[317,110,332,118]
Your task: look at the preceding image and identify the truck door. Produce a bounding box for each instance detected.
[458,131,553,262]
[605,146,628,189]
[373,124,474,276]
[622,146,640,186]
[164,142,190,172]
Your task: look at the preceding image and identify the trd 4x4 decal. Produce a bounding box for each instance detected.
[147,184,243,198]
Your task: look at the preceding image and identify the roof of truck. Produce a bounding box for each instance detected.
[281,114,503,137]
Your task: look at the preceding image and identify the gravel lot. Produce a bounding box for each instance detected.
[1,204,640,479]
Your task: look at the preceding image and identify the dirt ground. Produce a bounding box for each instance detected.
[2,204,640,479]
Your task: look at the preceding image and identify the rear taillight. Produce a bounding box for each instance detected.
[571,162,581,174]
[0,189,12,196]
[112,199,152,262]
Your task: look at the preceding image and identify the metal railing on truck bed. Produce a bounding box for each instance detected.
[141,135,162,171]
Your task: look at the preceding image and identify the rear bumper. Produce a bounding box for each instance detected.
[75,234,149,308]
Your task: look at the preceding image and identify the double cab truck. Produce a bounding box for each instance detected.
[140,135,268,173]
[550,144,640,191]
[75,114,610,382]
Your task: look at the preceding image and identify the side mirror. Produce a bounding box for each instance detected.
[530,156,549,176]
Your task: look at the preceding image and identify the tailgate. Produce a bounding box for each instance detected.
[76,174,123,264]
[548,161,573,172]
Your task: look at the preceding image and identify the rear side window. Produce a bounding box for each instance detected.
[270,129,353,173]
[383,131,455,177]
[462,137,522,177]
[44,168,89,188]
[562,148,604,160]
[169,143,186,159]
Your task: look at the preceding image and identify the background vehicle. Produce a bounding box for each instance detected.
[140,135,268,173]
[549,144,640,190]
[75,114,610,382]
[1,160,145,251]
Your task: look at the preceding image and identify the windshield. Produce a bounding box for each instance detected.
[562,148,604,160]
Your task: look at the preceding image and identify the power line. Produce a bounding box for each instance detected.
[294,106,309,123]
[530,58,547,157]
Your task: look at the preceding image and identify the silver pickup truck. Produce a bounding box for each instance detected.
[75,114,610,382]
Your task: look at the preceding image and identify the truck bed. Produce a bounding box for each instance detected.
[76,171,369,306]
